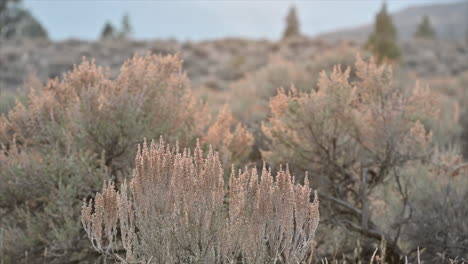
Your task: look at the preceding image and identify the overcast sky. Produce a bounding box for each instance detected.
[24,0,460,41]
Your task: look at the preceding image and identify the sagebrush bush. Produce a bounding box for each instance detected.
[0,89,17,115]
[82,138,319,264]
[420,72,468,148]
[398,150,468,263]
[204,104,254,169]
[0,141,107,262]
[0,54,252,262]
[230,46,368,162]
[261,55,439,260]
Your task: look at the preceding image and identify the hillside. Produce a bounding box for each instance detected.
[1,37,467,93]
[0,37,344,91]
[319,1,468,42]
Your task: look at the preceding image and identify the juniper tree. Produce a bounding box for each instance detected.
[119,13,132,39]
[0,0,47,39]
[414,15,436,39]
[282,5,301,39]
[365,3,401,63]
[100,21,115,39]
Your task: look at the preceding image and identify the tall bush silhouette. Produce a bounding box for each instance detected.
[365,3,401,63]
[100,21,116,39]
[414,15,436,39]
[282,5,301,39]
[119,13,132,39]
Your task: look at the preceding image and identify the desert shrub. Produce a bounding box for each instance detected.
[0,74,37,115]
[400,150,468,263]
[453,71,468,158]
[0,89,17,115]
[230,46,369,162]
[0,142,107,263]
[407,180,468,263]
[0,54,250,262]
[231,57,311,128]
[422,72,468,148]
[261,55,439,260]
[203,104,254,169]
[0,54,209,174]
[81,138,320,264]
[230,57,313,162]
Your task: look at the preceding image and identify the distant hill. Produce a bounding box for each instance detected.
[319,1,468,42]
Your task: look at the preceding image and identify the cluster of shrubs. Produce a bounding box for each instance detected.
[0,54,252,263]
[0,51,467,264]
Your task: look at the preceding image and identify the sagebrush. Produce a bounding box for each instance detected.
[82,138,320,264]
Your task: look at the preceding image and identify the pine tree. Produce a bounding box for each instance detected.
[414,15,436,39]
[0,0,48,39]
[282,5,301,39]
[365,2,401,63]
[0,0,20,14]
[119,13,132,39]
[100,21,115,39]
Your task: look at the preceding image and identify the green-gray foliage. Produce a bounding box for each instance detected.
[365,3,401,63]
[282,5,301,39]
[119,13,132,39]
[414,15,436,39]
[100,21,115,39]
[0,0,48,39]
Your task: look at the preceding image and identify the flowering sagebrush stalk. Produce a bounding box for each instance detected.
[82,138,319,263]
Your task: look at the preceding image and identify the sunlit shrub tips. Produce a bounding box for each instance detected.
[82,138,319,263]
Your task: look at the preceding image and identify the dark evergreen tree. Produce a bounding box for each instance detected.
[414,15,436,39]
[282,5,301,39]
[100,21,115,39]
[0,0,48,39]
[365,2,401,63]
[119,13,132,39]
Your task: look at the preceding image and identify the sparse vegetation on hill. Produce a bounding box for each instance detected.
[1,1,467,263]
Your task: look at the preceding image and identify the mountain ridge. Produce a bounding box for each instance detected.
[318,1,468,42]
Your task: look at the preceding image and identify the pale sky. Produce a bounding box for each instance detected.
[24,0,460,41]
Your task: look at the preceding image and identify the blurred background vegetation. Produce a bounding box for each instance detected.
[1,0,468,263]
